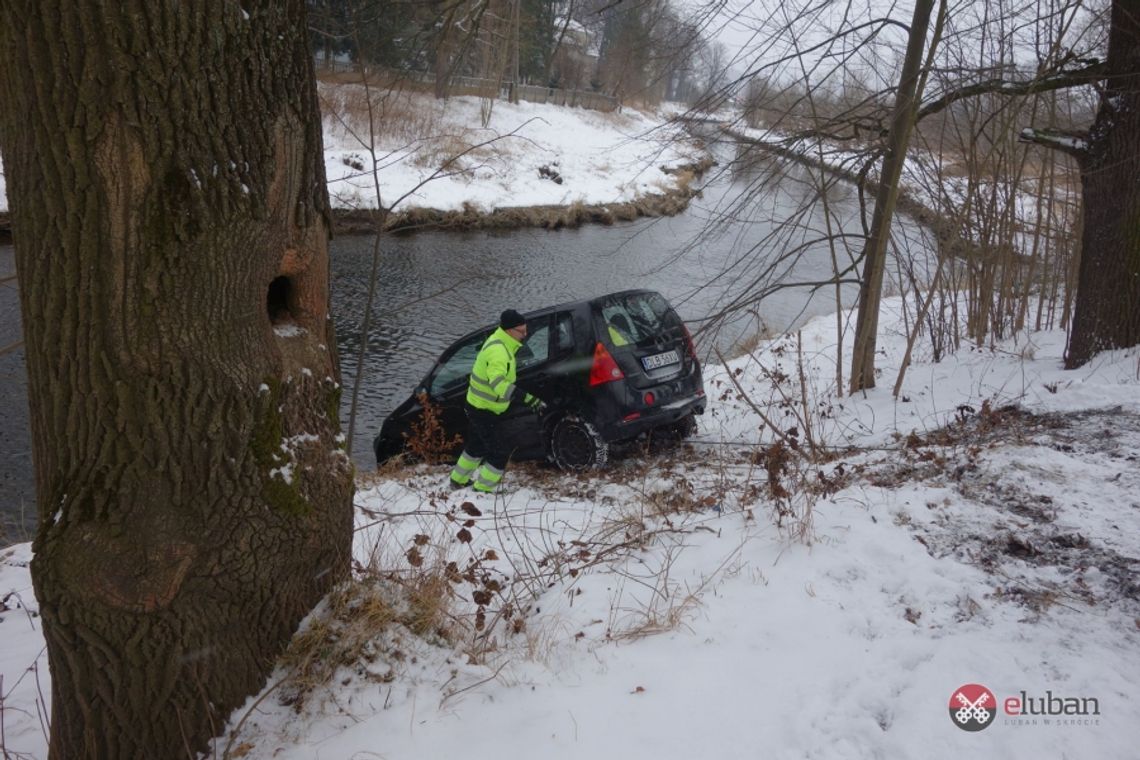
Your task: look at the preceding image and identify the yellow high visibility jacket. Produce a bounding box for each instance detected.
[466,327,523,414]
[608,323,630,346]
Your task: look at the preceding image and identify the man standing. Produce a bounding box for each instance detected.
[449,309,544,492]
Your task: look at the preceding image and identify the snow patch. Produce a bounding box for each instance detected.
[268,463,294,484]
[273,324,307,338]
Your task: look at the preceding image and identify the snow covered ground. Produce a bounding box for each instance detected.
[3,298,1138,759]
[0,91,704,217]
[318,85,705,213]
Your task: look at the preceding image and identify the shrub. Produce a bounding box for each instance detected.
[402,392,462,463]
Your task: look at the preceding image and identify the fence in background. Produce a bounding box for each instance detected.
[315,60,619,113]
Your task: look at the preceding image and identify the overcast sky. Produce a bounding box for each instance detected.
[693,0,1105,96]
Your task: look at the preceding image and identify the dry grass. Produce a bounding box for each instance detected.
[408,134,480,171]
[727,323,778,359]
[319,81,518,179]
[402,569,455,638]
[278,582,399,708]
[276,559,462,712]
[319,82,443,150]
[671,167,696,195]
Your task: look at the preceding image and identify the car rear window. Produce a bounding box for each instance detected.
[594,292,681,349]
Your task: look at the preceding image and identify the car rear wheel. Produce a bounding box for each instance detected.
[643,414,698,454]
[673,413,698,439]
[549,415,609,471]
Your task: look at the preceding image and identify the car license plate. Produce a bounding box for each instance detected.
[641,349,680,370]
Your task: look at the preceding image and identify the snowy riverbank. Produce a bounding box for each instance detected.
[319,85,708,218]
[3,298,1138,759]
[0,92,710,233]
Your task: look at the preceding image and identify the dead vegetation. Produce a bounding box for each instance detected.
[330,161,712,236]
[401,393,463,464]
[318,79,443,149]
[864,405,1140,619]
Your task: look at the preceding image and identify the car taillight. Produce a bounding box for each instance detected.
[644,391,655,405]
[682,324,698,359]
[589,342,625,386]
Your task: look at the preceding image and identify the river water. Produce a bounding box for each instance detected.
[0,156,929,541]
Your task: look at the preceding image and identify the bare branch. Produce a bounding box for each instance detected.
[916,60,1106,122]
[1017,127,1089,158]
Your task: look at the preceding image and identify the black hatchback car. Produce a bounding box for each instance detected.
[373,289,705,470]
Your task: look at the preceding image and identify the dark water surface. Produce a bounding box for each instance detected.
[0,160,929,542]
[0,243,33,541]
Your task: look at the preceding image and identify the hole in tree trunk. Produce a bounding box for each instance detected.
[267,275,295,325]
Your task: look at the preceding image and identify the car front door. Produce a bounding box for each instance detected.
[425,330,490,449]
[497,316,560,459]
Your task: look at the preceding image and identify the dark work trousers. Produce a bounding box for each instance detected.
[463,406,510,469]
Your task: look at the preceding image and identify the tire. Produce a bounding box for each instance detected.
[643,414,698,454]
[549,415,609,471]
[373,433,402,465]
[673,413,698,439]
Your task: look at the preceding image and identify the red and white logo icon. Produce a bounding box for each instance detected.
[950,683,997,731]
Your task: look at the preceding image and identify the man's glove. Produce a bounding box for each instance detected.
[523,393,546,413]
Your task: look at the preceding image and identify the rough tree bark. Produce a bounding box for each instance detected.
[848,0,936,392]
[0,3,354,758]
[1062,0,1140,367]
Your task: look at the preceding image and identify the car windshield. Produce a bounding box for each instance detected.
[595,292,680,349]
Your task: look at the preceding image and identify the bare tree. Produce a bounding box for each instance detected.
[849,0,941,392]
[692,40,730,108]
[686,0,1124,387]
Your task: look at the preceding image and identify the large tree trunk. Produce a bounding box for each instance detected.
[848,0,936,393]
[1065,0,1140,367]
[0,3,354,758]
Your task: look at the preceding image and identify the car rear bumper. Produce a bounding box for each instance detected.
[600,391,705,441]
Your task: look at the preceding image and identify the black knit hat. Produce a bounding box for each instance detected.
[500,309,526,329]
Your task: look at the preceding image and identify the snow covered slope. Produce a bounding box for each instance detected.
[8,298,1135,759]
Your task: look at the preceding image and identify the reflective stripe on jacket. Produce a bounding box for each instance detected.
[466,327,523,414]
